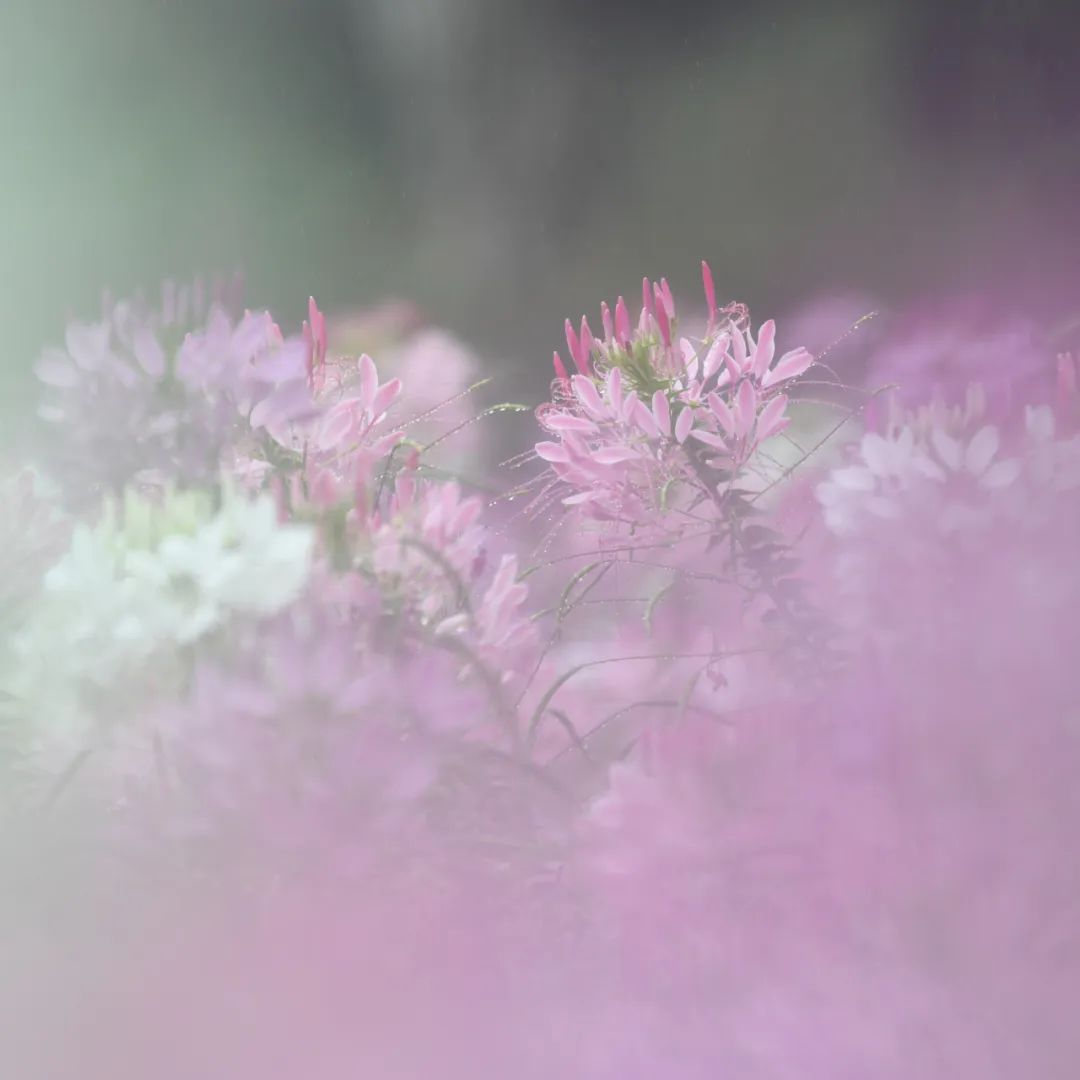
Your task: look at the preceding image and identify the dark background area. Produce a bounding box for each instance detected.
[1,0,1078,416]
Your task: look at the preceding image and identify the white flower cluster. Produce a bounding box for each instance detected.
[8,489,314,765]
[816,397,1080,537]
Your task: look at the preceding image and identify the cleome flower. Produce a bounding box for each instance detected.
[6,484,315,774]
[813,384,1057,537]
[534,264,813,543]
[244,298,406,501]
[35,281,322,501]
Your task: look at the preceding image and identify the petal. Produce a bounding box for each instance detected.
[981,457,1021,489]
[755,394,789,442]
[702,338,727,380]
[535,441,571,463]
[563,490,600,506]
[614,297,632,345]
[544,412,597,434]
[358,354,379,412]
[633,399,662,439]
[707,392,736,437]
[734,379,758,439]
[316,402,358,451]
[761,347,813,389]
[931,428,963,471]
[680,338,699,381]
[607,366,623,412]
[253,339,308,383]
[964,425,1000,475]
[689,428,728,449]
[35,351,79,387]
[564,318,582,373]
[750,319,776,380]
[674,406,694,444]
[133,328,166,378]
[1025,405,1055,442]
[912,455,947,482]
[702,260,717,325]
[572,374,606,420]
[833,466,876,492]
[65,321,110,372]
[860,433,892,475]
[370,377,403,419]
[592,446,639,465]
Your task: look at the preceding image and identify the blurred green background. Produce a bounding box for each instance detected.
[2,0,1078,423]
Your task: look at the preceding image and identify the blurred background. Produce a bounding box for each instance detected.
[2,0,1079,420]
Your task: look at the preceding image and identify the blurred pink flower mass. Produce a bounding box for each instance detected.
[3,266,1080,1078]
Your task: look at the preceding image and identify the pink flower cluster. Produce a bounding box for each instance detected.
[4,266,1080,1078]
[535,264,812,549]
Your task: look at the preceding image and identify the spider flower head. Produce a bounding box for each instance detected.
[536,264,813,540]
[35,281,321,501]
[6,483,315,779]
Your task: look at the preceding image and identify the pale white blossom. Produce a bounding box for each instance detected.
[9,488,314,767]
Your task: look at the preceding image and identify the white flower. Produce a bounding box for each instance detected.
[1024,406,1080,493]
[928,424,1020,489]
[123,494,314,640]
[815,428,941,534]
[9,489,315,768]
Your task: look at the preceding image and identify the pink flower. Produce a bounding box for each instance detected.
[536,267,812,549]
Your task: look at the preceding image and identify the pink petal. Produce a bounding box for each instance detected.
[701,261,717,328]
[633,399,662,439]
[755,394,790,442]
[579,317,595,373]
[729,329,748,376]
[572,374,606,420]
[358,354,379,412]
[254,339,308,383]
[601,301,614,342]
[689,428,728,449]
[761,346,813,389]
[657,278,675,319]
[641,277,654,317]
[316,402,358,451]
[653,285,671,346]
[750,320,776,380]
[707,392,736,437]
[674,405,694,444]
[535,441,571,463]
[370,377,403,419]
[615,296,631,346]
[607,366,623,412]
[734,380,758,439]
[702,338,727,380]
[593,445,639,465]
[565,319,584,374]
[544,412,596,434]
[552,351,569,385]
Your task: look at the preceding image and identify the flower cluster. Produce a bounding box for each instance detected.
[4,268,1080,1078]
[534,264,813,547]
